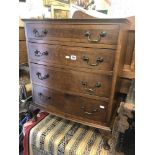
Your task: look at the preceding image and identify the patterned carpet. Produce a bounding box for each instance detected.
[24,113,111,155]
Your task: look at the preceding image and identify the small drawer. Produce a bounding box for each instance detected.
[26,23,119,45]
[32,84,108,124]
[28,43,115,71]
[30,63,112,98]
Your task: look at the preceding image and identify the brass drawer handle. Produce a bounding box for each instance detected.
[81,106,98,115]
[38,93,51,101]
[34,50,48,57]
[36,72,49,80]
[33,28,48,37]
[82,56,104,66]
[81,81,101,94]
[84,31,107,43]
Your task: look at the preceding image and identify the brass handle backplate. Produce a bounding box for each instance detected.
[38,93,51,101]
[33,28,48,37]
[82,56,104,66]
[34,50,48,57]
[81,106,98,115]
[81,81,101,94]
[84,31,107,43]
[36,72,49,80]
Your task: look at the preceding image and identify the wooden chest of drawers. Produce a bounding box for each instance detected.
[23,19,129,139]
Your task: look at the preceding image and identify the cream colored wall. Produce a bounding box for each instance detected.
[19,0,49,19]
[108,0,135,17]
[19,0,135,22]
[94,0,110,10]
[94,0,135,17]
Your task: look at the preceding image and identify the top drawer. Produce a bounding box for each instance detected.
[26,23,120,45]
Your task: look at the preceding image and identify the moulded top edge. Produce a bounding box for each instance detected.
[22,18,129,24]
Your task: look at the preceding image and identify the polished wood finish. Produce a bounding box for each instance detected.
[30,63,112,98]
[31,101,111,131]
[23,18,130,137]
[69,12,135,94]
[19,27,28,64]
[26,22,120,45]
[28,42,115,71]
[33,84,108,124]
[28,38,117,49]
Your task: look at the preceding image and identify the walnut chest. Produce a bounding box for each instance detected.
[23,19,129,132]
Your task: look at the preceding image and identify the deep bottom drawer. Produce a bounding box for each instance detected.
[33,84,108,124]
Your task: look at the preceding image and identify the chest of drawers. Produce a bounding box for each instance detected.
[23,19,129,145]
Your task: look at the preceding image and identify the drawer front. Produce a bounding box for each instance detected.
[26,23,119,45]
[28,43,115,71]
[30,64,112,98]
[33,84,108,123]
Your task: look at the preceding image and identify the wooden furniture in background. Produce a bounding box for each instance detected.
[120,17,135,79]
[119,16,135,94]
[19,26,28,64]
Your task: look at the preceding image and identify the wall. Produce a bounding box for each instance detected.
[108,0,135,17]
[94,0,110,11]
[19,0,51,26]
[19,0,135,21]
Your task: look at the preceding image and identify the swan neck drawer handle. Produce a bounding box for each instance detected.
[84,31,107,43]
[36,72,49,80]
[81,106,98,115]
[81,81,102,94]
[34,50,48,57]
[33,28,48,37]
[38,93,51,101]
[82,56,104,66]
